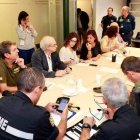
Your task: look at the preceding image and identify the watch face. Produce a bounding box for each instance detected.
[83,123,91,130]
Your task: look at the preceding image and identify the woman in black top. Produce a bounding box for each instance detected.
[80,30,101,60]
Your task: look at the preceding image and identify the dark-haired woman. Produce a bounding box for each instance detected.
[101,26,120,53]
[59,32,80,65]
[80,30,101,61]
[16,11,37,64]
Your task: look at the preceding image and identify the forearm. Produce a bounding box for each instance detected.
[56,117,67,140]
[1,85,17,93]
[87,51,92,59]
[80,128,90,140]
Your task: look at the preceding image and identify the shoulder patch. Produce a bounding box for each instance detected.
[49,115,55,127]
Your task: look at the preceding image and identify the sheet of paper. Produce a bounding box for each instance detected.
[51,111,82,126]
[45,82,55,90]
[99,67,119,74]
[76,63,89,66]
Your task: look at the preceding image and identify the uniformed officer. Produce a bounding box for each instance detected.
[118,6,135,45]
[101,7,117,37]
[121,56,140,114]
[0,67,68,140]
[0,41,27,94]
[80,78,140,140]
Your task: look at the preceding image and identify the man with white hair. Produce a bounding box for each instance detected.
[31,36,71,78]
[118,6,135,45]
[80,78,140,140]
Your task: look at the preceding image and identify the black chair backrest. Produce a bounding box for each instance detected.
[136,32,140,40]
[134,92,140,116]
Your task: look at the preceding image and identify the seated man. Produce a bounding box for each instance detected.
[0,67,68,140]
[80,78,140,140]
[31,36,71,78]
[0,41,26,93]
[121,56,140,113]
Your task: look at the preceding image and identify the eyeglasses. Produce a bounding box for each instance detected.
[89,99,105,120]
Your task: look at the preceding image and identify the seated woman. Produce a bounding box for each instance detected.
[80,30,101,61]
[101,26,120,53]
[110,22,124,44]
[59,32,80,65]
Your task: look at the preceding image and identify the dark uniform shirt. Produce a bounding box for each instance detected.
[101,15,117,37]
[118,14,135,45]
[80,42,101,60]
[0,91,59,140]
[90,105,140,140]
[0,59,20,86]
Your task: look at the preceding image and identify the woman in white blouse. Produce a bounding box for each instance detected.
[59,32,80,65]
[16,11,37,64]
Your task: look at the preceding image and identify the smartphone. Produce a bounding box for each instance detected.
[56,97,70,113]
[89,64,98,66]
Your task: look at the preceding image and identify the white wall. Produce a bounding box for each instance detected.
[0,0,64,49]
[77,0,93,29]
[130,0,140,37]
[94,0,127,39]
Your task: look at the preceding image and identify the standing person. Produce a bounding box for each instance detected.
[77,8,89,43]
[80,30,101,61]
[0,67,68,140]
[16,11,38,65]
[101,7,117,37]
[31,36,71,78]
[118,6,135,46]
[0,41,26,93]
[59,32,80,65]
[80,78,140,140]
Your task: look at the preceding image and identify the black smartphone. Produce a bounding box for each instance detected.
[93,87,102,93]
[56,97,70,113]
[89,64,98,66]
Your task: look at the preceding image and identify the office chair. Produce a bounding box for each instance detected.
[131,32,140,48]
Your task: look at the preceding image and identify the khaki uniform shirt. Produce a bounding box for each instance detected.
[0,59,21,86]
[129,80,140,113]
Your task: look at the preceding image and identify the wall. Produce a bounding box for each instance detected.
[94,0,127,39]
[130,0,140,37]
[77,0,93,29]
[0,0,63,49]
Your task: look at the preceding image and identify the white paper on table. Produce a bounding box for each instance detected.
[45,82,55,90]
[77,87,88,93]
[66,121,97,140]
[99,67,119,74]
[51,110,83,126]
[76,63,89,66]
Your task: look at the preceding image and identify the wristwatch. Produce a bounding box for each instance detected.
[82,123,91,130]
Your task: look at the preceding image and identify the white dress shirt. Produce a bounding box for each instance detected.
[45,53,53,72]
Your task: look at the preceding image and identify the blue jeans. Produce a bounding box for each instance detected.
[18,48,35,65]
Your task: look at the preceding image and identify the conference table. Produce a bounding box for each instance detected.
[37,47,140,140]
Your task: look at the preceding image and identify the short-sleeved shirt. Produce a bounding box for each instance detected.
[0,59,21,86]
[101,15,117,36]
[0,91,59,139]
